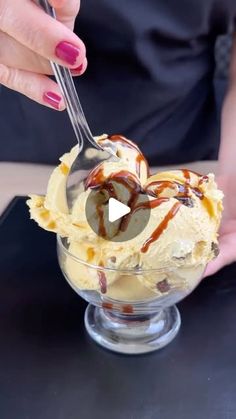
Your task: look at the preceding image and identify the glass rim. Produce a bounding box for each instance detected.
[57,235,175,274]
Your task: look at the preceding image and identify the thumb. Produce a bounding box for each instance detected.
[204,233,236,278]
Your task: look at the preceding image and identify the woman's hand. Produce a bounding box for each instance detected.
[204,175,236,277]
[0,0,87,110]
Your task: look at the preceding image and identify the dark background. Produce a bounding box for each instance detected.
[0,30,232,166]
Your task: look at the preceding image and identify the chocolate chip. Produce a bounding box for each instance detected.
[156,279,170,293]
[211,242,220,257]
[175,196,194,207]
[200,176,209,184]
[110,256,116,263]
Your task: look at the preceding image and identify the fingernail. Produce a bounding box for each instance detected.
[71,63,83,74]
[55,41,80,65]
[43,92,62,110]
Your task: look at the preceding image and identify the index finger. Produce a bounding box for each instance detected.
[0,0,86,68]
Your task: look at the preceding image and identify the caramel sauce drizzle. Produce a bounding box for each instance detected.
[96,204,106,237]
[98,261,107,294]
[136,153,150,178]
[141,202,182,253]
[191,187,203,200]
[120,196,170,236]
[108,134,150,178]
[109,170,142,193]
[86,168,143,238]
[85,137,211,258]
[182,169,191,183]
[102,302,113,310]
[108,170,143,234]
[145,180,177,197]
[85,164,105,189]
[140,170,211,252]
[133,197,169,212]
[103,182,117,199]
[112,170,143,232]
[122,304,134,314]
[102,302,133,313]
[108,134,141,152]
[187,169,205,178]
[119,192,139,232]
[198,175,209,185]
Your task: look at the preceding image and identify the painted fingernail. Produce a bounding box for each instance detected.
[43,92,62,110]
[55,41,80,65]
[71,63,84,74]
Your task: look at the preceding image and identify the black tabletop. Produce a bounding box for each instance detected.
[0,197,236,419]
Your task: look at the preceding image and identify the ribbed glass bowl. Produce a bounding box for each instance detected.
[57,236,205,354]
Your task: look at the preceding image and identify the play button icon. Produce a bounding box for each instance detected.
[108,198,130,223]
[85,177,151,242]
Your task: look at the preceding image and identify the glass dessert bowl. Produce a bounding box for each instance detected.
[28,134,223,354]
[57,235,206,354]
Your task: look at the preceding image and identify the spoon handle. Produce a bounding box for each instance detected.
[38,0,100,151]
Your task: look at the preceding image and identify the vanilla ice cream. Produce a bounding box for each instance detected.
[27,134,223,300]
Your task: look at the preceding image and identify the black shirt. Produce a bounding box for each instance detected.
[1,0,236,165]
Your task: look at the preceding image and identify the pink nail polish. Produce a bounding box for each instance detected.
[55,41,80,65]
[43,92,62,110]
[71,63,83,74]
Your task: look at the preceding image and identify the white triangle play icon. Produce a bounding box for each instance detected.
[108,198,131,223]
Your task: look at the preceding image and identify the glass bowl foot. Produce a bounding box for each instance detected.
[85,304,181,354]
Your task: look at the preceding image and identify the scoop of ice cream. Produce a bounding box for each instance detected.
[27,134,223,300]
